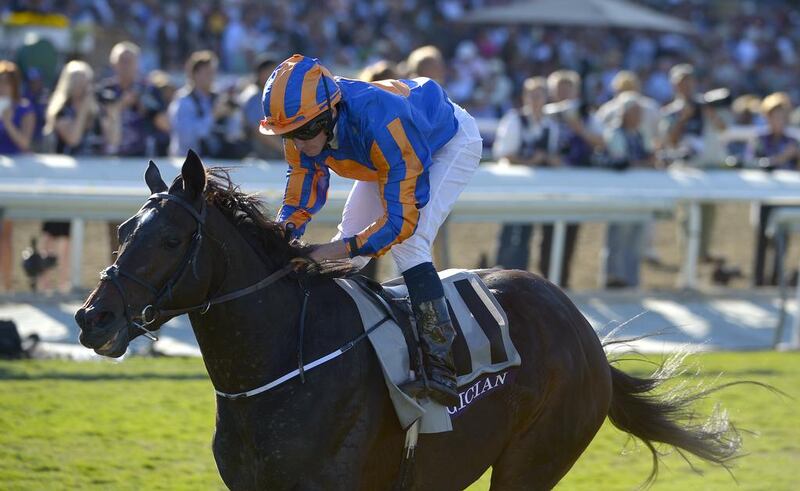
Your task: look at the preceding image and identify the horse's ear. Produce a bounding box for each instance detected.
[144,160,167,194]
[178,149,207,200]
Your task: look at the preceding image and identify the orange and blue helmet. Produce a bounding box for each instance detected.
[259,54,342,136]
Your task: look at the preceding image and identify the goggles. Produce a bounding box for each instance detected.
[283,113,329,141]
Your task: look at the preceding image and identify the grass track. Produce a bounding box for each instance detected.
[0,352,797,490]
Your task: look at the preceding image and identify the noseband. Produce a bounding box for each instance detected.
[99,192,293,341]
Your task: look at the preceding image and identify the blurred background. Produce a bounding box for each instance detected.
[0,1,799,489]
[3,0,800,344]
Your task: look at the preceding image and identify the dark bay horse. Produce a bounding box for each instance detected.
[75,151,740,490]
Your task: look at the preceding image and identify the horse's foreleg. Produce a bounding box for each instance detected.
[213,423,255,491]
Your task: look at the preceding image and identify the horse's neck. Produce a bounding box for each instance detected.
[190,210,301,393]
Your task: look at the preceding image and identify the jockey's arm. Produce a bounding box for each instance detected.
[276,139,330,237]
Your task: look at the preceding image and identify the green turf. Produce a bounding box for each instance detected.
[0,352,797,490]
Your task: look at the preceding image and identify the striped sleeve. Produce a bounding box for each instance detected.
[276,139,330,237]
[344,117,432,257]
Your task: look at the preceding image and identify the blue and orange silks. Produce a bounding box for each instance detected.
[276,76,459,258]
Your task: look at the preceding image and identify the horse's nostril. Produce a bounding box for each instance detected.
[77,307,115,330]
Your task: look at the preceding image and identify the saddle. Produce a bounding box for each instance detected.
[335,269,521,434]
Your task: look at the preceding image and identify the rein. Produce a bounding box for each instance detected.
[99,192,294,340]
[155,263,295,319]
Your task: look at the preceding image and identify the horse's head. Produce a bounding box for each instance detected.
[75,150,216,357]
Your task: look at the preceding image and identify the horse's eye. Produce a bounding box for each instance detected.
[163,237,181,249]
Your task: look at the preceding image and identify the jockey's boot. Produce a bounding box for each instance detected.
[409,296,460,407]
[402,297,460,407]
[400,262,460,406]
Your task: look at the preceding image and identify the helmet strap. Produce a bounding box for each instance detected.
[321,76,336,146]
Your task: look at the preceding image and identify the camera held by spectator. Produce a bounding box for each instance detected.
[676,89,731,141]
[692,88,732,109]
[217,85,246,146]
[95,86,119,106]
[96,82,162,114]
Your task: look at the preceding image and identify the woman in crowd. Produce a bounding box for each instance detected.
[748,92,800,286]
[41,60,109,293]
[0,60,36,292]
[727,94,762,164]
[45,60,109,155]
[603,92,656,288]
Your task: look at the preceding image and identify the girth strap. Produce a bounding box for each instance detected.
[215,312,392,400]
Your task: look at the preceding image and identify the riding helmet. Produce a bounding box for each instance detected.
[259,54,341,136]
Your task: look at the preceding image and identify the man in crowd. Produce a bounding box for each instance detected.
[238,55,283,160]
[540,70,603,287]
[661,64,727,165]
[97,42,169,157]
[405,45,446,84]
[98,42,171,259]
[168,50,235,158]
[493,76,557,271]
[660,63,727,264]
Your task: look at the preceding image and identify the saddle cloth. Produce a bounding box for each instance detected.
[334,269,521,434]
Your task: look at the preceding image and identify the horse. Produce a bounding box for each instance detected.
[75,150,741,490]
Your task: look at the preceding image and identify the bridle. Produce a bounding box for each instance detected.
[99,192,293,341]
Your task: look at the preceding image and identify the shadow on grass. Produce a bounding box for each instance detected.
[0,367,208,382]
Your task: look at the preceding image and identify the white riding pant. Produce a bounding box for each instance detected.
[333,104,483,273]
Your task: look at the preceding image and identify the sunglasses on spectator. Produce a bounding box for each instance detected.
[283,116,329,141]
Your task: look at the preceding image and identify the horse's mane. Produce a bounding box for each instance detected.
[200,167,354,278]
[202,167,304,267]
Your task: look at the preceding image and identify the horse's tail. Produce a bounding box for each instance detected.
[605,355,743,486]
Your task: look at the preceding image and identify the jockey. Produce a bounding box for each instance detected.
[260,54,482,406]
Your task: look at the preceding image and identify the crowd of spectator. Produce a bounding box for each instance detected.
[490,61,800,289]
[8,0,800,116]
[2,0,800,293]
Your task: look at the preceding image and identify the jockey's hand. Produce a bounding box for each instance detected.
[290,256,314,272]
[308,241,350,263]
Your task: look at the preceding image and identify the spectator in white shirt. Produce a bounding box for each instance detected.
[493,77,557,166]
[493,77,557,271]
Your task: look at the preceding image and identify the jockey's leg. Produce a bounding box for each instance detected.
[331,180,383,270]
[394,103,482,406]
[399,261,460,406]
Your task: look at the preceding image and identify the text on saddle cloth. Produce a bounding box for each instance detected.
[335,269,522,434]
